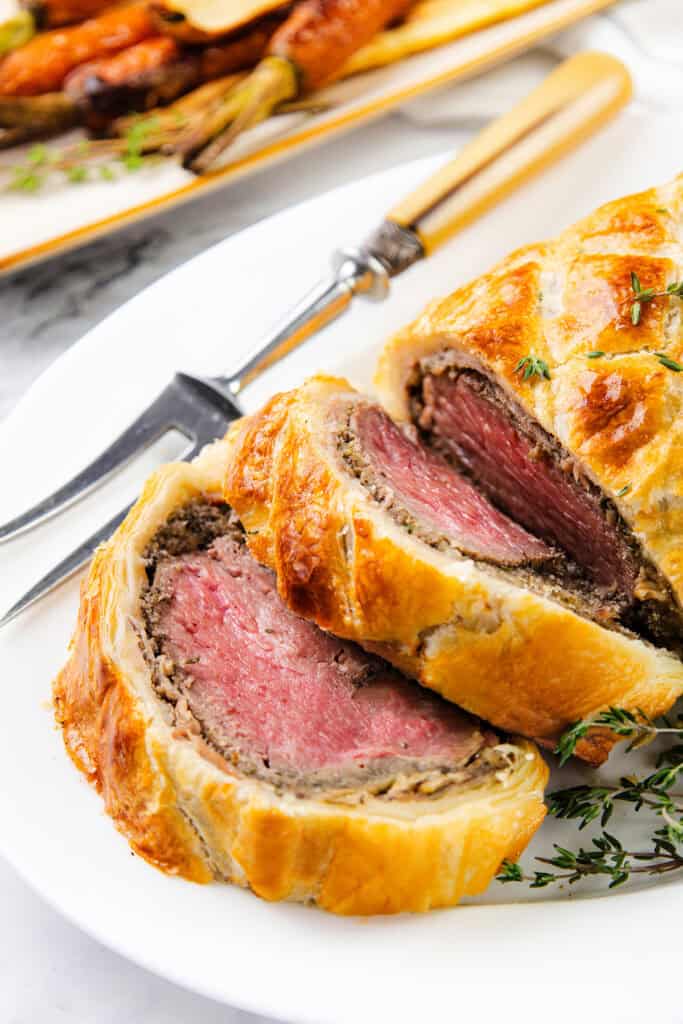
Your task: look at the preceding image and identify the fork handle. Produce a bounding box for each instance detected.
[386,51,632,254]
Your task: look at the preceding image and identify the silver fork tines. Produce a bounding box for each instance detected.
[0,374,242,628]
[0,373,240,545]
[1,246,390,625]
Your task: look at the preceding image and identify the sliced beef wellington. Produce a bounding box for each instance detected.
[223,374,683,765]
[54,440,546,914]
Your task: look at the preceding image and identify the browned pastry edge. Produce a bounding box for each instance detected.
[223,376,683,765]
[53,441,548,913]
[377,174,683,615]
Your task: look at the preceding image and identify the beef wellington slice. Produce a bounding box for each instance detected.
[224,366,683,764]
[374,177,683,761]
[54,440,546,913]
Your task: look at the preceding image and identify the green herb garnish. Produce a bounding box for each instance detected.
[121,116,159,172]
[547,763,683,831]
[67,165,88,183]
[615,484,631,498]
[27,143,48,166]
[498,708,683,892]
[498,831,683,890]
[9,165,43,192]
[586,350,605,359]
[514,354,551,382]
[630,271,683,325]
[555,706,664,766]
[656,352,683,372]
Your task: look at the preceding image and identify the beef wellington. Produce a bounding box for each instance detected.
[223,369,683,764]
[54,440,546,913]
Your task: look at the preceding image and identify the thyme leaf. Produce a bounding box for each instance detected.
[498,708,683,893]
[554,706,672,765]
[548,765,683,830]
[498,831,683,890]
[656,352,683,372]
[630,272,683,326]
[514,354,551,382]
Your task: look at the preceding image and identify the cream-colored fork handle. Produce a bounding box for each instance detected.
[387,51,632,254]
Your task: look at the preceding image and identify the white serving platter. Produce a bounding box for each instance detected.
[1,105,682,1024]
[0,0,614,275]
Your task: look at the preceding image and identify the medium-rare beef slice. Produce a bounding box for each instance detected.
[222,375,683,763]
[141,502,505,799]
[338,400,635,627]
[408,354,683,653]
[340,405,556,567]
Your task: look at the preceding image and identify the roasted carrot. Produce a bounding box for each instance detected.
[0,3,154,96]
[64,34,179,94]
[197,19,277,78]
[22,0,116,29]
[62,22,273,120]
[180,0,415,171]
[269,0,414,91]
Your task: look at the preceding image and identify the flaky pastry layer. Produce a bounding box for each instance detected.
[377,174,683,615]
[53,439,547,914]
[223,376,683,764]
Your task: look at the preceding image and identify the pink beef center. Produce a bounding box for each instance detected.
[353,404,552,565]
[155,535,488,774]
[424,372,636,592]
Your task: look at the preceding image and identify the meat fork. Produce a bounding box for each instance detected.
[0,52,631,626]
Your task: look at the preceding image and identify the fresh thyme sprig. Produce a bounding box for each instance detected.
[498,829,683,889]
[547,765,683,830]
[554,706,679,765]
[514,354,551,382]
[630,271,683,327]
[498,706,683,892]
[2,118,163,193]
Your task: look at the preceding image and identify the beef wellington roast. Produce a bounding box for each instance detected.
[54,440,547,913]
[224,363,683,764]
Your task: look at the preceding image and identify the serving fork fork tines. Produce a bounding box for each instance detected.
[0,52,631,627]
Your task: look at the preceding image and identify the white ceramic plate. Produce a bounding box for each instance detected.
[1,107,682,1024]
[0,0,614,276]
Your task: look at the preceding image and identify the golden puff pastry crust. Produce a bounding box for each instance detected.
[223,376,683,765]
[53,438,547,915]
[376,174,683,613]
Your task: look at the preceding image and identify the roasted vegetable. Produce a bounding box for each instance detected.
[22,0,115,29]
[63,21,274,121]
[0,4,34,56]
[179,0,414,171]
[269,0,414,91]
[0,3,155,95]
[0,90,78,146]
[346,0,552,75]
[149,0,288,43]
